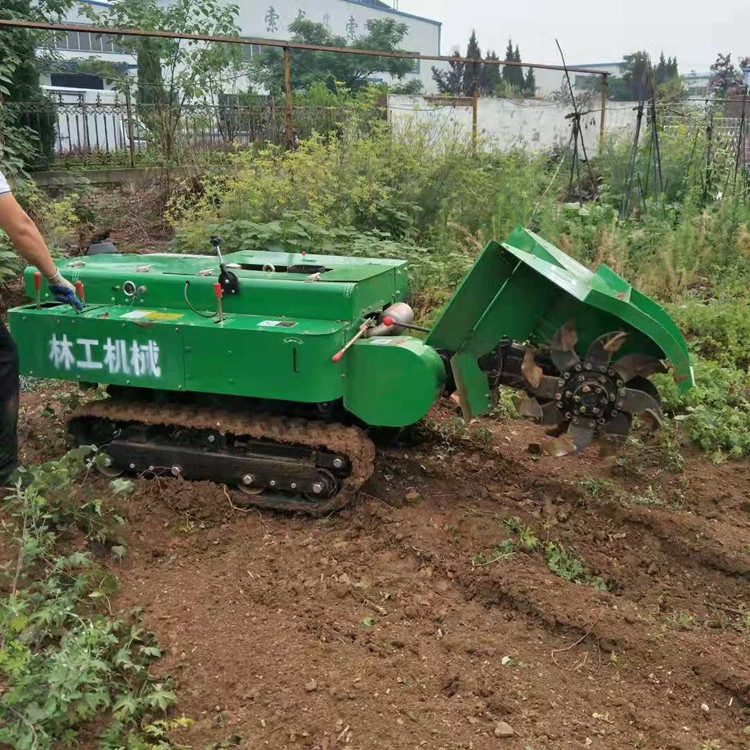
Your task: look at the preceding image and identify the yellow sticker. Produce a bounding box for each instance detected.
[144,311,183,321]
[121,310,183,322]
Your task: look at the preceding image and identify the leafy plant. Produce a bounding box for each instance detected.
[656,356,750,460]
[476,516,609,590]
[0,449,177,748]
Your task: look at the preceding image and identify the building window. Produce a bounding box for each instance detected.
[243,42,269,61]
[50,72,105,90]
[407,54,420,74]
[54,29,125,54]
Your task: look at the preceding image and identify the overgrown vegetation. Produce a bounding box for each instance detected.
[0,448,178,748]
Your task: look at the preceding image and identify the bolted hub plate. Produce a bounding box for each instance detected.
[556,365,624,424]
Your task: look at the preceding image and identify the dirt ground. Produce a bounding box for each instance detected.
[16,387,750,750]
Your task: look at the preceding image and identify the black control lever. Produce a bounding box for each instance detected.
[211,235,239,295]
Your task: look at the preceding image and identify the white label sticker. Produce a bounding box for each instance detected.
[121,310,149,320]
[49,334,162,378]
[258,320,298,328]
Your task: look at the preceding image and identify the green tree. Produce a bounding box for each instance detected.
[501,39,524,92]
[0,0,72,170]
[621,50,652,100]
[135,37,165,109]
[84,0,241,160]
[709,52,743,98]
[251,18,412,95]
[480,50,501,96]
[463,30,481,96]
[432,51,465,96]
[524,67,536,98]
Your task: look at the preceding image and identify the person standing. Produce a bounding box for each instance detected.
[0,170,82,483]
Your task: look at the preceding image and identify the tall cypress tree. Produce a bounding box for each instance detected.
[501,39,515,87]
[136,38,166,108]
[463,30,481,96]
[480,50,501,95]
[524,67,536,97]
[0,0,64,168]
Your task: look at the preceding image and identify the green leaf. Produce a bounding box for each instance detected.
[109,478,135,496]
[145,683,178,712]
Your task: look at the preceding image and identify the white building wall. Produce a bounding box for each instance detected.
[40,0,137,89]
[158,0,442,93]
[388,95,639,152]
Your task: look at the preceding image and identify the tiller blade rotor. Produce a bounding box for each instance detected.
[612,353,668,383]
[520,321,666,456]
[550,320,580,373]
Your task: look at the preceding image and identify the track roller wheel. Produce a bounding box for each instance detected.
[94,454,123,478]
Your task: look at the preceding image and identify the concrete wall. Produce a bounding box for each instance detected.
[388,95,640,152]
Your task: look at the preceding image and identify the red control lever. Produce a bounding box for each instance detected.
[75,280,85,305]
[213,282,224,323]
[332,321,370,362]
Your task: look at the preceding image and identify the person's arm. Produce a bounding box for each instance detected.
[0,191,81,309]
[0,192,59,281]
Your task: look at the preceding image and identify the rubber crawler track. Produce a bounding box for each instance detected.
[70,399,377,515]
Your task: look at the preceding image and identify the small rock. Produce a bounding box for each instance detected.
[701,702,710,713]
[305,679,318,692]
[647,562,658,575]
[467,717,480,725]
[494,721,514,737]
[405,489,421,503]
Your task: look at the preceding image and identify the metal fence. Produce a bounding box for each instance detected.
[10,92,378,169]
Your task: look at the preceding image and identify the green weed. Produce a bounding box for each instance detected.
[0,448,177,748]
[474,516,609,590]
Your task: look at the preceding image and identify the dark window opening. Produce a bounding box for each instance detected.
[50,72,105,90]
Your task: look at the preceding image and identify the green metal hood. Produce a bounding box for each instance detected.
[501,226,693,392]
[427,224,693,420]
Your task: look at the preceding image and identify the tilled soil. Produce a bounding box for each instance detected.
[15,391,750,750]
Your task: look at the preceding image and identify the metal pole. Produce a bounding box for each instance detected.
[125,87,136,168]
[472,61,478,154]
[599,74,609,151]
[732,84,748,192]
[283,47,294,150]
[0,18,611,76]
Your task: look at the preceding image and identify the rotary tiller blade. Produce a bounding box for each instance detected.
[531,375,562,400]
[550,321,580,373]
[612,353,668,382]
[567,418,597,453]
[619,388,663,418]
[541,400,563,426]
[544,418,596,456]
[597,412,632,455]
[521,347,544,389]
[585,332,628,368]
[604,411,633,439]
[517,396,544,419]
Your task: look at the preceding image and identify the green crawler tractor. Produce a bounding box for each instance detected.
[9,226,693,513]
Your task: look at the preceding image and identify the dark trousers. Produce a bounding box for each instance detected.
[0,321,19,484]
